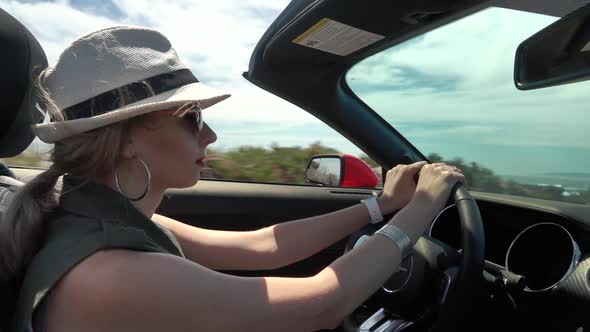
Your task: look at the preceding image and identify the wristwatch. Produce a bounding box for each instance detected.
[361,195,383,224]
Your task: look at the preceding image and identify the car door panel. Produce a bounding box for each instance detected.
[157,179,377,277]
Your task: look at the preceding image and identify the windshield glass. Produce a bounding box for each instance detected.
[347,7,590,205]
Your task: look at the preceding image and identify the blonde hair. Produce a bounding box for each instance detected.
[0,70,145,282]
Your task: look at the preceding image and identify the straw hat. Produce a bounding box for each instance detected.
[33,25,230,143]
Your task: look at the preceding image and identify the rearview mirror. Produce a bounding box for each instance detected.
[515,4,590,90]
[305,154,380,188]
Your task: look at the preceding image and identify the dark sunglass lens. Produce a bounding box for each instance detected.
[183,111,203,134]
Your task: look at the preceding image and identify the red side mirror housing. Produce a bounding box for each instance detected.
[341,154,380,188]
[305,154,380,188]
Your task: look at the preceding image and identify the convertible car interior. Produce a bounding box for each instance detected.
[2,0,590,331]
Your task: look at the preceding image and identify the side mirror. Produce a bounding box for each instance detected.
[305,154,380,188]
[515,4,590,90]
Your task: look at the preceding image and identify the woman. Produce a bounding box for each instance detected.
[0,26,464,332]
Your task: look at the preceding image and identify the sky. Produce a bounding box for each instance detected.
[348,7,590,177]
[2,1,589,178]
[1,0,364,154]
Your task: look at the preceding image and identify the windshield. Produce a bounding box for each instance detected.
[347,7,590,205]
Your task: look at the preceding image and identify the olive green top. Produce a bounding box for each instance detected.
[12,175,184,332]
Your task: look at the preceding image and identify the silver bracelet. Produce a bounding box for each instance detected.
[375,224,413,259]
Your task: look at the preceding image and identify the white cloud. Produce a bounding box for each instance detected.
[1,0,286,87]
[0,1,120,62]
[2,0,340,152]
[348,7,590,153]
[349,8,557,89]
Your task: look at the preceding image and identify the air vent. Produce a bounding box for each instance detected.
[402,10,448,25]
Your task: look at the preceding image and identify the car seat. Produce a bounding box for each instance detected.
[0,7,48,331]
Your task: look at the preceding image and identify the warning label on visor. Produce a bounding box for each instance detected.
[293,18,385,56]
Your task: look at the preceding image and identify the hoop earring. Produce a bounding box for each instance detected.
[115,156,151,201]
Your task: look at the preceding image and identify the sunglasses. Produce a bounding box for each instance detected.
[157,105,203,135]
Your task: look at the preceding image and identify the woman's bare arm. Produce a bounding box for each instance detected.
[152,162,428,271]
[152,202,375,271]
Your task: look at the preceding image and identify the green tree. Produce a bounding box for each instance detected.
[427,153,589,205]
[206,141,340,184]
[204,147,589,205]
[427,153,443,163]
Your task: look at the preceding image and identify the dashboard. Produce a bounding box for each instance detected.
[430,196,589,271]
[428,193,590,330]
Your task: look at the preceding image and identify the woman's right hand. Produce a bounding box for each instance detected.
[413,162,465,215]
[387,162,465,244]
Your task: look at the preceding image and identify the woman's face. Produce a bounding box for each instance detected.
[121,107,217,191]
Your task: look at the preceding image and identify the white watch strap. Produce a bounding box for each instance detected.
[361,196,383,224]
[375,224,413,259]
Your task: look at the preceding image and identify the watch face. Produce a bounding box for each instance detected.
[383,256,414,293]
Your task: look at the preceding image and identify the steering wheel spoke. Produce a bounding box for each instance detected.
[438,266,460,305]
[414,235,461,271]
[357,308,415,332]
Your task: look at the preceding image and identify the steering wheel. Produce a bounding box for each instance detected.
[342,184,486,332]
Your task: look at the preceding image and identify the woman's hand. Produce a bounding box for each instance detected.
[389,162,465,243]
[377,161,427,215]
[412,163,466,216]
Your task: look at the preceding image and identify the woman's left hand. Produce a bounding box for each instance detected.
[377,161,428,215]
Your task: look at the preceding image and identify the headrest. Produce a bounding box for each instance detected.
[0,8,47,157]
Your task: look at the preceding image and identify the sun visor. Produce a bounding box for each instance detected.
[257,0,487,70]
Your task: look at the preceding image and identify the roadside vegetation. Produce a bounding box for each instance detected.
[2,143,588,205]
